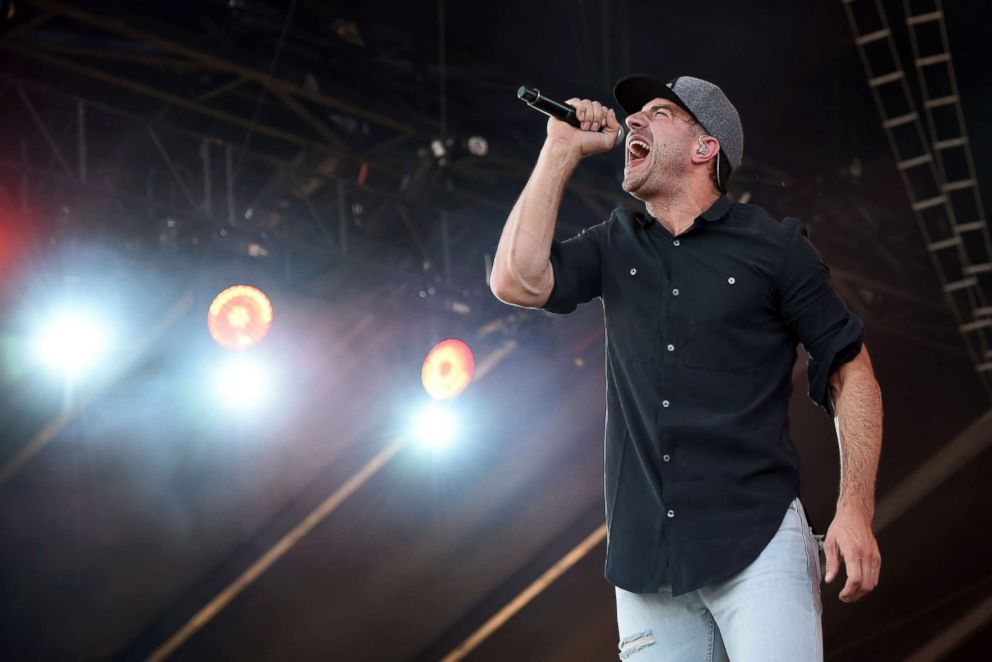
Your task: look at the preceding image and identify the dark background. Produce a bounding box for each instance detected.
[1,0,991,660]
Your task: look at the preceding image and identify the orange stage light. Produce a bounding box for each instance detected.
[207,285,273,350]
[421,339,475,400]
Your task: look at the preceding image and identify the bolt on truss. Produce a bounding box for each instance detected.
[842,0,992,396]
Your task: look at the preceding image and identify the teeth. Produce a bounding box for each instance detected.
[627,138,650,161]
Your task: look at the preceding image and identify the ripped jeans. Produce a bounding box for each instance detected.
[615,498,823,661]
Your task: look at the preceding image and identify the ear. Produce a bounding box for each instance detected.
[690,135,720,167]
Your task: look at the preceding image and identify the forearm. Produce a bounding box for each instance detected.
[490,140,581,306]
[831,360,883,517]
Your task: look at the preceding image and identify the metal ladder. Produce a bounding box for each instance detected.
[842,0,992,393]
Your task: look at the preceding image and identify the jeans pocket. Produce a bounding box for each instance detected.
[795,500,824,614]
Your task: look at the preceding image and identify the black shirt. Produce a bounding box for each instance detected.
[542,196,864,596]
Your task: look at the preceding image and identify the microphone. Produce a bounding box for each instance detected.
[517,86,624,145]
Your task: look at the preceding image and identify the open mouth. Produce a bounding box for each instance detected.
[626,137,651,168]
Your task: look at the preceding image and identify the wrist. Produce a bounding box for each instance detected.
[836,497,874,520]
[541,138,583,170]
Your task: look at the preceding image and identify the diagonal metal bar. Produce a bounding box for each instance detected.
[2,10,53,38]
[147,126,199,210]
[16,84,72,176]
[23,0,413,134]
[903,591,992,662]
[198,76,248,102]
[147,436,408,662]
[441,525,607,662]
[874,407,992,532]
[144,340,519,660]
[272,89,351,153]
[12,39,202,70]
[0,41,318,149]
[303,195,339,254]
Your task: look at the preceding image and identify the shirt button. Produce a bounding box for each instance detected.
[673,239,680,246]
[667,509,676,518]
[728,276,736,285]
[672,288,679,296]
[662,454,671,462]
[630,268,637,276]
[667,344,675,352]
[662,399,670,407]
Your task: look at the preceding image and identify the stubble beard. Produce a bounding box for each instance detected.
[622,140,686,203]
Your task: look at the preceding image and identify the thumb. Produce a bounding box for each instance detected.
[824,536,840,584]
[606,108,619,130]
[602,108,622,148]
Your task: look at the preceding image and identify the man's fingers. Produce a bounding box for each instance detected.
[590,100,604,131]
[551,99,621,155]
[839,549,864,601]
[606,107,619,130]
[838,549,871,602]
[824,513,881,604]
[839,577,863,602]
[565,98,587,129]
[823,536,840,584]
[563,98,614,133]
[850,543,881,601]
[565,97,581,121]
[865,547,881,591]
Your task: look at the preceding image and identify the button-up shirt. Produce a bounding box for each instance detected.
[542,196,864,596]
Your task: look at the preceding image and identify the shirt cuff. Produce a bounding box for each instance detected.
[806,315,865,417]
[540,240,576,314]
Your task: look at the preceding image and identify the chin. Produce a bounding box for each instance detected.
[622,174,649,199]
[621,170,641,192]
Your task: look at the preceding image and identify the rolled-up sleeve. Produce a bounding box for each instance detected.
[778,220,864,416]
[541,221,608,314]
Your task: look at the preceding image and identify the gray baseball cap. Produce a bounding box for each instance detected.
[614,75,743,181]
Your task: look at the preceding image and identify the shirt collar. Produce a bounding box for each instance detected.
[634,196,733,228]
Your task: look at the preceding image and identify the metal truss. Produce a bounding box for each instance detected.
[0,76,476,302]
[0,0,622,214]
[0,0,971,352]
[0,0,641,309]
[5,0,413,157]
[842,0,992,396]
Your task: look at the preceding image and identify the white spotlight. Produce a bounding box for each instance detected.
[213,356,270,410]
[34,309,113,378]
[412,403,458,451]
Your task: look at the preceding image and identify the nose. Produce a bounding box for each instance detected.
[626,112,647,131]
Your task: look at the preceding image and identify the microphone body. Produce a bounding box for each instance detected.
[517,87,581,128]
[517,86,624,145]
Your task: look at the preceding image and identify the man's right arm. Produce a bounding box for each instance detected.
[489,100,620,308]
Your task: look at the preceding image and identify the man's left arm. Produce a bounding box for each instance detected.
[823,346,883,602]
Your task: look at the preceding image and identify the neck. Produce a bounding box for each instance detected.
[645,187,720,236]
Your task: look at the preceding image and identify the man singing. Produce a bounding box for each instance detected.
[489,75,883,660]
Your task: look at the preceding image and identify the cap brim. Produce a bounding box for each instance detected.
[613,75,692,117]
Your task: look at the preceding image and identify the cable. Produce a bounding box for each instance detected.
[231,0,300,189]
[437,0,447,142]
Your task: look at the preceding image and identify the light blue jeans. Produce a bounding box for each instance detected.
[615,498,823,661]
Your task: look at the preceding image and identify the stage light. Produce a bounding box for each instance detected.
[421,339,475,400]
[412,403,459,451]
[207,285,273,350]
[466,136,489,157]
[33,308,113,378]
[212,355,270,410]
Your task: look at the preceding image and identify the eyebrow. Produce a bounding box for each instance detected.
[642,103,679,117]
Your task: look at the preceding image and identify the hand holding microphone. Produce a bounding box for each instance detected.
[518,86,624,158]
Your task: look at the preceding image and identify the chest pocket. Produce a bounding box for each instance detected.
[602,257,663,363]
[684,266,770,373]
